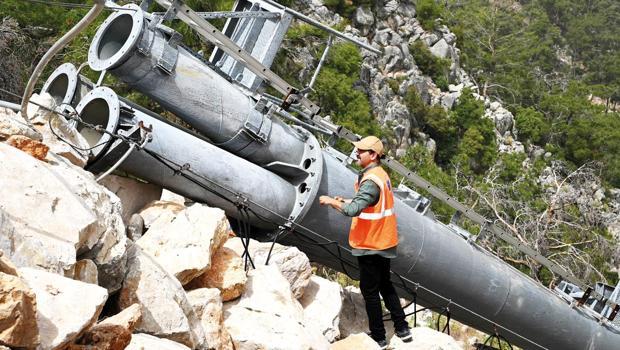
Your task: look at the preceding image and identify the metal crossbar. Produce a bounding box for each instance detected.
[152,0,321,115]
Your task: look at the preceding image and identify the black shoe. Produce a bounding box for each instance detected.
[376,339,388,350]
[395,327,412,343]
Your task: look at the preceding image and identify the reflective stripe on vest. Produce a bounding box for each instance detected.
[349,166,398,250]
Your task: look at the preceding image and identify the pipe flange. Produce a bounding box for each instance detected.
[75,86,121,161]
[41,63,78,106]
[88,4,144,71]
[288,127,324,224]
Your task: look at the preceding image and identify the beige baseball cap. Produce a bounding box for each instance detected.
[353,136,384,155]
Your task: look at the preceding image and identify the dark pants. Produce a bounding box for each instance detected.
[358,254,408,341]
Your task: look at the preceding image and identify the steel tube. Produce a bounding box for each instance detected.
[87,4,308,171]
[75,87,297,228]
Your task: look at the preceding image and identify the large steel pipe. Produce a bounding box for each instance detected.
[73,85,620,348]
[74,86,297,228]
[87,4,308,171]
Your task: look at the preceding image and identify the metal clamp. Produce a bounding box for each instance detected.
[243,111,270,144]
[155,27,182,74]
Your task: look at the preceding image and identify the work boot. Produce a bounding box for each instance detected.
[395,327,412,343]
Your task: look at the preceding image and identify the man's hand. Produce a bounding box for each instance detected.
[320,195,346,212]
[319,195,333,206]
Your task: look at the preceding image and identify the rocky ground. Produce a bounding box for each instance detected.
[0,96,484,349]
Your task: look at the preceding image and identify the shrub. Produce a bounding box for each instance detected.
[409,41,451,91]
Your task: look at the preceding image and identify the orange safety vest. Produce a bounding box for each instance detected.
[349,166,398,250]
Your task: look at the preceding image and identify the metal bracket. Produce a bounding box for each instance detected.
[243,111,270,144]
[155,27,182,75]
[578,287,593,307]
[137,22,154,55]
[608,304,619,321]
[254,97,269,114]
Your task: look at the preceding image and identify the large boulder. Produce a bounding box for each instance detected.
[389,327,463,350]
[126,334,191,350]
[300,275,343,342]
[137,204,230,285]
[0,143,128,292]
[138,200,185,229]
[225,237,312,299]
[224,265,329,350]
[186,288,233,350]
[339,286,369,338]
[0,272,39,348]
[19,267,108,350]
[98,303,142,332]
[330,333,380,350]
[70,304,142,350]
[99,175,162,224]
[186,246,247,301]
[118,244,206,349]
[68,324,131,350]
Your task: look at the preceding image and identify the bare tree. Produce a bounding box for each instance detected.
[457,159,616,286]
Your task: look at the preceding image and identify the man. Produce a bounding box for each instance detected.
[319,136,412,349]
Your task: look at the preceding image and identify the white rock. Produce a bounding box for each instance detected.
[353,7,374,27]
[390,327,463,349]
[330,333,380,350]
[0,106,41,140]
[19,267,108,350]
[225,237,312,299]
[224,265,329,350]
[430,39,451,59]
[186,246,247,301]
[119,244,206,349]
[126,334,191,350]
[99,175,162,224]
[137,204,230,285]
[300,275,343,342]
[187,288,233,350]
[0,144,127,292]
[45,152,128,292]
[160,188,187,205]
[139,200,185,229]
[339,286,369,338]
[99,303,142,332]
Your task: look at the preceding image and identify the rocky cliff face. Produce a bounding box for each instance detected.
[285,0,620,276]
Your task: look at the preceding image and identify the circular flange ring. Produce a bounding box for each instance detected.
[75,86,121,161]
[88,3,144,72]
[41,63,79,107]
